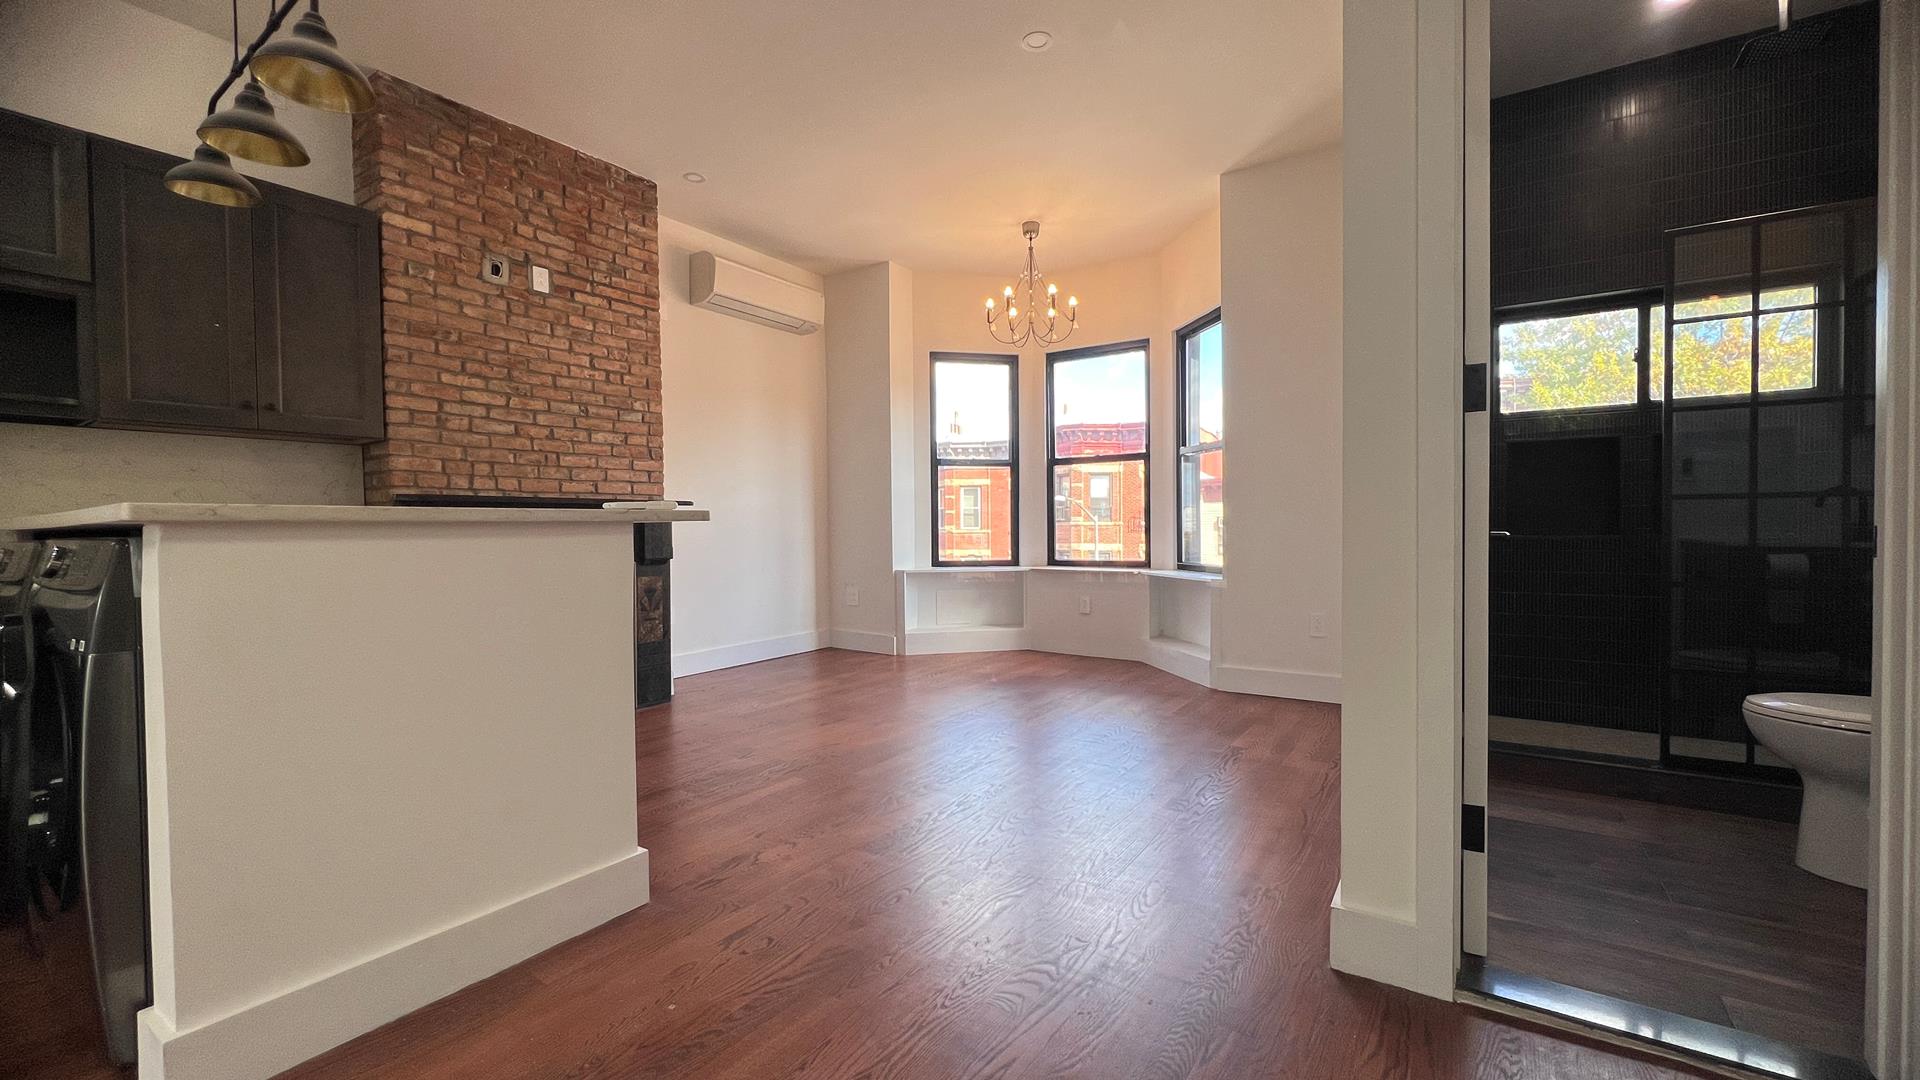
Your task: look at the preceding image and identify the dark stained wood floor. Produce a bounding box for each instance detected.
[261,650,1706,1080]
[0,886,126,1079]
[1488,754,1868,1061]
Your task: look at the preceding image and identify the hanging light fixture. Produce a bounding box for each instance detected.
[169,0,371,205]
[198,78,310,166]
[984,221,1078,348]
[249,2,376,114]
[163,145,264,207]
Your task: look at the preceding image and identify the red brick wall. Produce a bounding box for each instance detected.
[352,73,663,502]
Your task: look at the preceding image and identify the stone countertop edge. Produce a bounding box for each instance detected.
[0,502,712,533]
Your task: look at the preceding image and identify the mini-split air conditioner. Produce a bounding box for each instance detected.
[689,251,824,335]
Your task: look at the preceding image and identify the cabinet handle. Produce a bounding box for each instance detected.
[263,402,278,412]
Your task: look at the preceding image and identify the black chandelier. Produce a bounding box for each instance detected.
[164,0,375,207]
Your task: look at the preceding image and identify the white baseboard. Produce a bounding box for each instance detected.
[1144,638,1212,686]
[1328,882,1453,999]
[673,630,825,677]
[1212,663,1342,703]
[138,850,650,1080]
[828,628,898,655]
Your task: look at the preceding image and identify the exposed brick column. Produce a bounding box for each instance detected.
[352,72,663,502]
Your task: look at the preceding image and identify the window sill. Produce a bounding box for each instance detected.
[1146,568,1222,583]
[900,565,1223,585]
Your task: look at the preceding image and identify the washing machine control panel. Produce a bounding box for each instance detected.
[35,542,118,591]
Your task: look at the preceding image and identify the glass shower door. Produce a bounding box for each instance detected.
[1663,202,1877,768]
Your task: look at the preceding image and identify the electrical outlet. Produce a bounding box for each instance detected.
[845,585,859,607]
[530,265,552,294]
[1309,611,1328,638]
[1078,595,1091,615]
[481,253,510,285]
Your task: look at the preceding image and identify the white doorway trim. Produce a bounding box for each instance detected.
[1868,3,1919,1076]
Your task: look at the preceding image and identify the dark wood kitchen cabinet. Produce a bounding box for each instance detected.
[91,139,261,431]
[0,111,91,282]
[87,138,384,442]
[252,186,385,440]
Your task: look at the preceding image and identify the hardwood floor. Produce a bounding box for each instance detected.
[264,650,1704,1080]
[0,890,123,1080]
[1487,753,1868,1061]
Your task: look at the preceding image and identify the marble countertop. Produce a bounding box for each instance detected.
[0,502,711,533]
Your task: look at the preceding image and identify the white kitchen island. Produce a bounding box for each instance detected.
[0,503,707,1080]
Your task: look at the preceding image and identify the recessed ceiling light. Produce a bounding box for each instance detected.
[1022,30,1053,52]
[1652,0,1690,8]
[682,171,706,183]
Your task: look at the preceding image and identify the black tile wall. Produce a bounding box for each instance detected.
[1490,2,1879,309]
[1486,7,1879,741]
[1491,408,1665,733]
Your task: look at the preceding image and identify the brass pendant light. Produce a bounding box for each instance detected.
[249,5,375,113]
[163,145,263,207]
[197,78,310,166]
[169,0,373,205]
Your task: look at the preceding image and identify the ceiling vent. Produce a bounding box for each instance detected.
[689,251,824,335]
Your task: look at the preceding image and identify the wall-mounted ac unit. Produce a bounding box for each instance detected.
[689,251,824,335]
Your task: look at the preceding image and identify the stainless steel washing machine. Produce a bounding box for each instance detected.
[27,538,149,1066]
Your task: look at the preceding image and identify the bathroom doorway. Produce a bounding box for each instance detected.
[1461,2,1880,1075]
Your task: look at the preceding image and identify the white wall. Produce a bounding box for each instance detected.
[824,262,914,653]
[1215,147,1343,702]
[0,0,365,517]
[658,218,829,674]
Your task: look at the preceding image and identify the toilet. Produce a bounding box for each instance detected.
[1742,692,1873,889]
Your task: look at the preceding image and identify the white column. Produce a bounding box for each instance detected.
[1330,0,1465,998]
[1869,0,1920,1074]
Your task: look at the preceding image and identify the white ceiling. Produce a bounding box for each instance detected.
[1491,0,1866,98]
[126,0,1340,274]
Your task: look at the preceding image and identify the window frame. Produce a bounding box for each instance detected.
[1662,274,1833,406]
[1492,291,1661,418]
[1175,307,1225,572]
[1046,338,1151,568]
[930,351,1019,567]
[1493,282,1830,417]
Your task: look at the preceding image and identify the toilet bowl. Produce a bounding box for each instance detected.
[1742,692,1873,889]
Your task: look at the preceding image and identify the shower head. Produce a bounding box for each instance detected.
[1733,0,1838,68]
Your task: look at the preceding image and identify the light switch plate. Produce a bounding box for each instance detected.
[845,585,859,607]
[1078,596,1092,615]
[530,265,552,293]
[1309,611,1328,638]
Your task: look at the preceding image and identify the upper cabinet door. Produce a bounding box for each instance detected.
[91,139,259,431]
[253,187,385,441]
[0,111,91,281]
